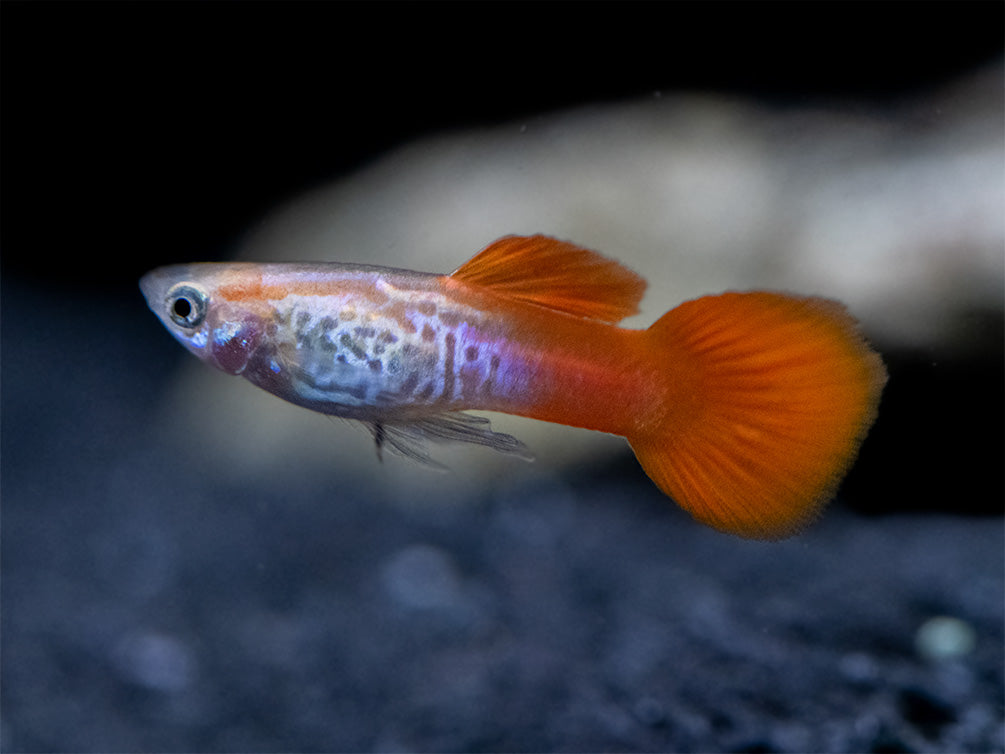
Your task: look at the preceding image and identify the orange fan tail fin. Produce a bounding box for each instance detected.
[629,292,886,539]
[450,235,646,323]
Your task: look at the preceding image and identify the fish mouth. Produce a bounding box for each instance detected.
[138,270,159,307]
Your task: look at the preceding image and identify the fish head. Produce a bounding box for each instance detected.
[140,264,266,376]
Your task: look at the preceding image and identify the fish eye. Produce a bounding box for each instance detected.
[165,283,209,328]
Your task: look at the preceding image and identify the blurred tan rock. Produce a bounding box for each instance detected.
[158,65,1004,498]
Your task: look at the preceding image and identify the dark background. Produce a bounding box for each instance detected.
[2,2,1003,752]
[4,1,1003,285]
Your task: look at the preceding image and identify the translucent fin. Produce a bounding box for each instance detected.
[450,235,646,323]
[361,412,533,468]
[628,292,886,540]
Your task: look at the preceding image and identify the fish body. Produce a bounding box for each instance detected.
[141,235,886,539]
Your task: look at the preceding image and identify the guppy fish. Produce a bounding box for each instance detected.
[141,234,886,539]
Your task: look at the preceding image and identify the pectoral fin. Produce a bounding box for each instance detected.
[362,412,533,469]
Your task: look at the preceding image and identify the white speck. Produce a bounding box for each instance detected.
[916,615,977,661]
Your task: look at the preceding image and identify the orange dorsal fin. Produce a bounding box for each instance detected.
[629,291,887,539]
[450,235,646,323]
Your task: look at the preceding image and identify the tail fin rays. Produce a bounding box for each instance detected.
[629,292,886,539]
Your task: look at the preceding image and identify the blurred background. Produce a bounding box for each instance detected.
[3,2,1002,752]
